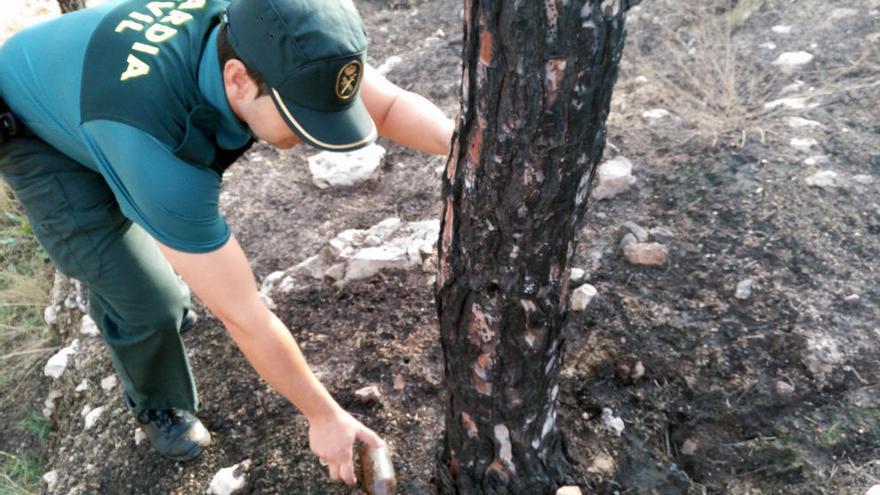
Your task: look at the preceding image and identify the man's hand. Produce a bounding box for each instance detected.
[309,408,385,485]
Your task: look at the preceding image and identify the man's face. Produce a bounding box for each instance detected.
[242,94,304,150]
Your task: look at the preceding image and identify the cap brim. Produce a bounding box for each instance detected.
[270,88,377,152]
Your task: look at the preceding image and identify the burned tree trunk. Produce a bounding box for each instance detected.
[436,0,639,493]
[57,0,87,13]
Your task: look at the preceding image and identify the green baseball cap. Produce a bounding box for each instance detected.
[223,0,377,151]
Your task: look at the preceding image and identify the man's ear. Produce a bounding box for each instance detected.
[223,59,258,102]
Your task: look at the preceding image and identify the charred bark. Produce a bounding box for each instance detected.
[57,0,87,13]
[436,0,639,493]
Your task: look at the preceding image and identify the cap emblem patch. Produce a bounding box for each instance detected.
[335,61,363,101]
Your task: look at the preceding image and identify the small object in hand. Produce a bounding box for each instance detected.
[319,459,328,467]
[358,444,396,495]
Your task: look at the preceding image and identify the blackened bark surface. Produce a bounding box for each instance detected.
[436,1,638,493]
[57,0,87,13]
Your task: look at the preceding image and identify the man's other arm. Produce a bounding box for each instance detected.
[360,64,455,156]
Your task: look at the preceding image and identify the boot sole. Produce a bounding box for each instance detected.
[165,442,205,462]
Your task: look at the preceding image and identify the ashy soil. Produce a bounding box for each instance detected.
[1,0,879,494]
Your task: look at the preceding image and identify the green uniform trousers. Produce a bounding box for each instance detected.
[0,134,199,412]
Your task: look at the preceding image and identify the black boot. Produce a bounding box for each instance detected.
[135,408,211,462]
[179,308,198,335]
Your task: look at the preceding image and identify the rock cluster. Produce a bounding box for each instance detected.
[261,218,440,296]
[619,222,670,267]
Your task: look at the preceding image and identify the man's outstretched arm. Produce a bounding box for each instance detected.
[361,64,455,156]
[157,235,383,486]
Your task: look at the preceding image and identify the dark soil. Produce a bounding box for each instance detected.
[2,0,878,494]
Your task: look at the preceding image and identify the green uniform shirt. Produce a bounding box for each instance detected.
[0,0,252,253]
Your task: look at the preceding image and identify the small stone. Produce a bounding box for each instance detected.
[43,390,63,418]
[764,97,811,110]
[803,155,829,166]
[44,305,58,326]
[44,340,79,379]
[642,108,671,120]
[592,157,636,200]
[623,242,668,267]
[80,315,100,337]
[135,428,147,446]
[649,226,675,242]
[867,484,880,495]
[308,144,386,189]
[631,361,645,381]
[785,116,821,129]
[84,406,105,431]
[619,233,638,251]
[758,42,777,50]
[844,294,860,303]
[393,374,406,391]
[570,284,597,312]
[569,268,586,283]
[621,221,649,242]
[376,55,403,76]
[601,408,625,436]
[42,470,59,492]
[100,375,118,392]
[556,487,582,495]
[257,292,276,310]
[75,380,90,392]
[771,25,793,34]
[780,80,805,95]
[852,174,874,185]
[735,279,754,300]
[772,51,814,72]
[208,459,252,495]
[588,454,616,475]
[830,8,858,19]
[790,137,818,152]
[802,336,844,379]
[354,385,382,403]
[805,170,842,189]
[681,438,698,455]
[774,380,795,397]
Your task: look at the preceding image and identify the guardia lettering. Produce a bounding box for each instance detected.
[116,0,207,81]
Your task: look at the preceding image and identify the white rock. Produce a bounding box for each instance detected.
[376,55,403,76]
[601,408,625,436]
[75,380,90,393]
[80,314,100,336]
[735,279,753,300]
[308,144,386,189]
[569,268,586,283]
[785,117,821,129]
[208,460,252,495]
[259,271,286,294]
[44,340,79,379]
[556,487,583,495]
[354,385,382,402]
[641,108,671,120]
[42,470,59,492]
[790,137,818,152]
[852,175,874,185]
[803,155,829,166]
[257,292,276,310]
[805,170,842,188]
[44,305,58,326]
[570,284,597,312]
[292,255,331,280]
[772,51,814,72]
[867,484,880,495]
[100,375,117,392]
[780,80,806,95]
[831,8,858,19]
[593,157,636,200]
[83,406,105,431]
[764,97,812,110]
[43,390,63,418]
[345,246,410,281]
[771,25,793,34]
[758,42,777,50]
[134,428,147,446]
